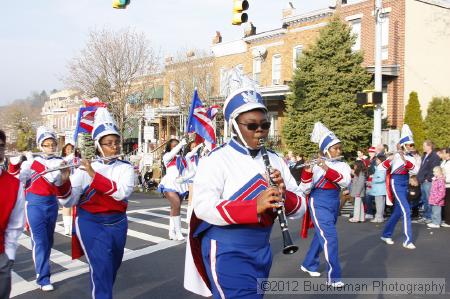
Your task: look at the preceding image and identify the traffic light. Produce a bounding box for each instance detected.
[356,90,383,107]
[112,0,130,9]
[232,0,249,25]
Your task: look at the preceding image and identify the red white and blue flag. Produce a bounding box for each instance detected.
[186,89,219,145]
[73,98,107,145]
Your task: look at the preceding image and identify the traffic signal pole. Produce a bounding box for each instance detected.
[373,0,383,146]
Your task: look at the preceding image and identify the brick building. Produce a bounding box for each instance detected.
[208,0,450,139]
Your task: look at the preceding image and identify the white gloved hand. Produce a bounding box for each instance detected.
[179,138,188,146]
[25,152,34,162]
[44,170,59,184]
[9,155,22,165]
[175,176,185,184]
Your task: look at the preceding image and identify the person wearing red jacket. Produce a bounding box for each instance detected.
[0,129,25,299]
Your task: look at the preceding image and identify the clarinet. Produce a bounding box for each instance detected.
[259,139,299,255]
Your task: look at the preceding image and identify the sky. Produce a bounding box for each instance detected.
[0,0,333,106]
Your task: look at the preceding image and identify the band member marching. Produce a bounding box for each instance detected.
[18,127,72,291]
[0,130,25,299]
[380,124,419,249]
[184,87,309,298]
[61,142,76,236]
[158,138,189,241]
[300,122,351,288]
[59,108,135,299]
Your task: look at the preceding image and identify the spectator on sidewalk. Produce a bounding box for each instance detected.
[408,176,421,220]
[368,154,387,223]
[427,166,446,228]
[365,146,377,219]
[417,140,441,222]
[349,160,367,223]
[440,148,450,227]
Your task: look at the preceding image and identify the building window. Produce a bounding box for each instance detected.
[180,81,186,107]
[169,81,175,106]
[206,73,212,97]
[252,58,261,85]
[350,18,361,51]
[293,45,303,70]
[268,112,278,138]
[381,13,389,60]
[219,68,227,97]
[272,54,281,85]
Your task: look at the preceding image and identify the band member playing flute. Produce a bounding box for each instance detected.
[18,126,72,291]
[300,122,351,288]
[60,108,135,299]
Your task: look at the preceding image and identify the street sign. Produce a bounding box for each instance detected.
[144,126,154,141]
[145,107,155,121]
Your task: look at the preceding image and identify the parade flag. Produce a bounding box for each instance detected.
[186,89,218,145]
[82,97,107,108]
[73,106,98,145]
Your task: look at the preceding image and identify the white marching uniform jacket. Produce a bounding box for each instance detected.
[382,153,419,175]
[158,142,188,195]
[184,139,310,296]
[19,155,72,200]
[60,159,135,211]
[305,161,352,192]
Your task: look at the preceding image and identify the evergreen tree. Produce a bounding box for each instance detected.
[424,97,450,148]
[283,17,372,156]
[403,91,425,148]
[79,133,96,159]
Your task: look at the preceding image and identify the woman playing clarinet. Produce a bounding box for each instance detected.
[184,86,309,299]
[60,108,135,299]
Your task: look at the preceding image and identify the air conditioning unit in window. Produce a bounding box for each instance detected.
[272,79,280,85]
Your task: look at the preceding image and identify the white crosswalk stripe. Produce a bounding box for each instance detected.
[11,205,188,297]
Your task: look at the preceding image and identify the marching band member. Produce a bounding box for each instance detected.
[59,108,134,299]
[178,140,203,222]
[300,122,351,288]
[61,142,76,236]
[184,87,308,298]
[18,126,72,291]
[158,138,188,241]
[380,124,419,249]
[0,130,25,299]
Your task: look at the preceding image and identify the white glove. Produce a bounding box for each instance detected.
[25,152,34,162]
[44,170,59,184]
[179,138,188,146]
[175,176,185,184]
[9,155,22,165]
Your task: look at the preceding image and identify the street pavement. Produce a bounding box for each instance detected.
[12,192,450,299]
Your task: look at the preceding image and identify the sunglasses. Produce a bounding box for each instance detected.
[238,122,271,131]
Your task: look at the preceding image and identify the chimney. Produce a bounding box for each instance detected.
[186,50,195,58]
[165,56,173,64]
[212,31,222,44]
[244,22,256,37]
[282,1,295,18]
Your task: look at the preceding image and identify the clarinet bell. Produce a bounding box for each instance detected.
[282,232,299,254]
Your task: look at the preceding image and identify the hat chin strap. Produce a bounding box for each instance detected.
[231,118,253,149]
[95,140,106,157]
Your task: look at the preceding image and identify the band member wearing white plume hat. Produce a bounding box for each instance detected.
[300,122,351,288]
[380,124,419,249]
[184,79,309,298]
[18,126,72,291]
[60,107,135,299]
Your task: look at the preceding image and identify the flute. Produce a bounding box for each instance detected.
[294,156,344,169]
[259,138,299,255]
[39,154,123,175]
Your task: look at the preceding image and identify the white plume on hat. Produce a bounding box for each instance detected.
[311,122,341,153]
[399,124,414,145]
[92,108,120,142]
[36,126,57,149]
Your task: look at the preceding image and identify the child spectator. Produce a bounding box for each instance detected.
[408,175,421,220]
[427,166,446,228]
[368,154,387,223]
[349,160,367,223]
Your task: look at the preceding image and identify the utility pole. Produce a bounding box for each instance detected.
[373,0,383,146]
